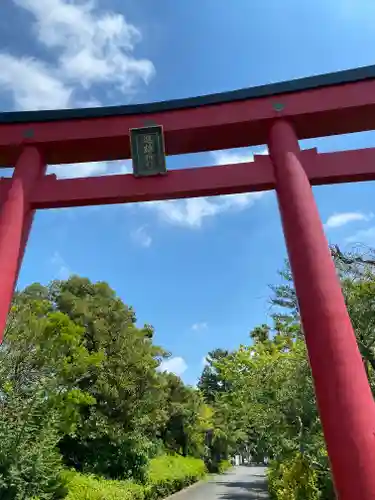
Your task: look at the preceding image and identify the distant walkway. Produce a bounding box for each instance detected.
[170,465,269,500]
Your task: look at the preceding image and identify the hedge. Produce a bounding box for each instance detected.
[64,455,207,500]
[144,455,206,500]
[64,473,145,500]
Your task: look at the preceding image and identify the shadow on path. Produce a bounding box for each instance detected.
[166,466,269,500]
[216,467,269,500]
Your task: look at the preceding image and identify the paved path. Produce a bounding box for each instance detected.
[171,466,269,500]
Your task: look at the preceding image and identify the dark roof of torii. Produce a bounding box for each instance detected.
[1,64,375,124]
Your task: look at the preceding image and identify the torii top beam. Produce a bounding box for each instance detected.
[1,64,375,166]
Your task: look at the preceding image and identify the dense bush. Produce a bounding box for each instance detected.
[267,454,320,500]
[205,458,232,474]
[0,393,68,500]
[144,455,206,500]
[64,472,145,500]
[217,460,232,474]
[60,434,151,483]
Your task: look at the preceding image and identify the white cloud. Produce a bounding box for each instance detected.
[50,251,71,279]
[2,0,155,111]
[131,226,152,248]
[144,196,254,228]
[144,148,268,228]
[0,54,72,110]
[211,147,268,166]
[48,161,107,179]
[48,160,131,179]
[144,198,221,228]
[106,161,132,176]
[15,0,154,92]
[159,357,187,376]
[325,212,373,229]
[346,226,375,245]
[192,322,208,331]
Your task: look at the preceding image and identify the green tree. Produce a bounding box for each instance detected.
[269,246,375,386]
[0,275,218,496]
[198,349,231,403]
[207,246,375,498]
[213,325,332,497]
[0,291,100,499]
[161,373,210,458]
[47,277,169,480]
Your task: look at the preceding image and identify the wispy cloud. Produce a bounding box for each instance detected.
[1,2,144,178]
[3,7,266,228]
[346,226,375,245]
[325,211,373,229]
[50,251,71,279]
[2,0,154,111]
[192,322,208,331]
[48,161,108,179]
[0,54,72,110]
[211,147,268,166]
[159,357,188,376]
[144,148,268,228]
[131,226,152,248]
[48,160,131,179]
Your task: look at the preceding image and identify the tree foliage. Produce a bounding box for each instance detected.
[0,276,212,498]
[198,349,231,403]
[201,245,375,498]
[2,243,374,499]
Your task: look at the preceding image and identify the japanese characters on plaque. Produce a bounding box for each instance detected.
[130,125,167,177]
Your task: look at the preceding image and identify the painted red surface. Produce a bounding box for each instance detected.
[0,147,46,338]
[268,120,375,499]
[1,147,375,209]
[1,76,375,499]
[0,78,375,165]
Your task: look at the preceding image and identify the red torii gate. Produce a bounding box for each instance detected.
[1,65,375,498]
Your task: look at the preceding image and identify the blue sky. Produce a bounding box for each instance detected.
[2,0,375,385]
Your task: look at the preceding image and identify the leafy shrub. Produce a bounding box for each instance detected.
[144,455,206,500]
[64,472,145,500]
[217,460,232,473]
[205,457,232,474]
[60,434,150,483]
[267,454,320,500]
[0,404,67,500]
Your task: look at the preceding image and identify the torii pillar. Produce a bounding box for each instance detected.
[268,119,375,500]
[0,146,46,337]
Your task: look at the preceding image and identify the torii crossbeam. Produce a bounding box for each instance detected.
[2,65,375,499]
